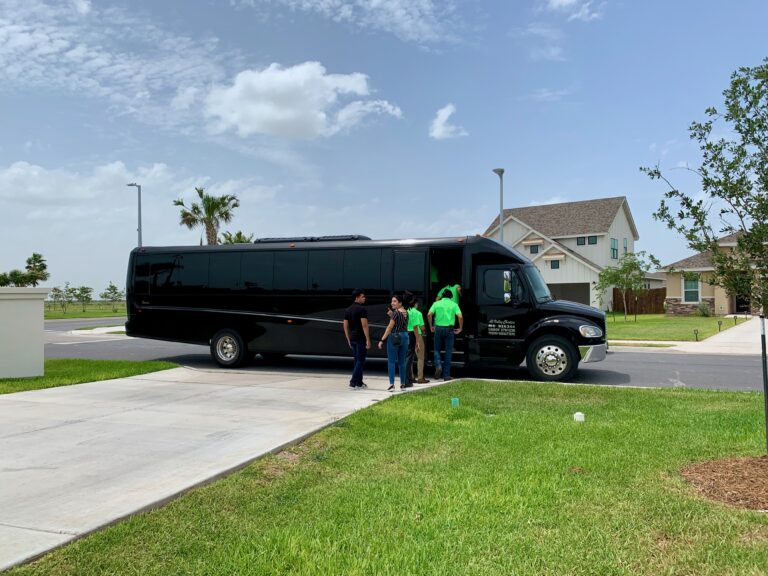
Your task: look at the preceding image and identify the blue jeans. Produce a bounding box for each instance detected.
[434,327,455,379]
[350,341,367,386]
[386,332,409,386]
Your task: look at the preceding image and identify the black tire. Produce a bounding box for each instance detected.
[525,335,579,382]
[210,329,247,368]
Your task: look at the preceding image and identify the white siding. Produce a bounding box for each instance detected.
[556,235,608,267]
[532,252,607,309]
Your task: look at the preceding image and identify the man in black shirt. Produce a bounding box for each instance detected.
[343,289,371,389]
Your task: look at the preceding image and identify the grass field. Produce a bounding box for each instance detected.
[0,359,177,395]
[11,381,768,575]
[606,313,749,341]
[44,302,126,320]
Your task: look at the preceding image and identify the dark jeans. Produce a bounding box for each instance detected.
[386,332,409,386]
[350,340,367,386]
[434,326,455,379]
[405,333,416,386]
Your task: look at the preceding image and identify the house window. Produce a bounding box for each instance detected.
[576,237,586,246]
[610,238,618,259]
[683,278,700,303]
[529,245,539,254]
[623,238,628,254]
[550,260,560,270]
[588,236,597,245]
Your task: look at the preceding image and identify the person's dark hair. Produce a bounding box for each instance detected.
[441,288,454,299]
[402,291,415,309]
[351,289,365,300]
[412,297,420,307]
[391,293,404,305]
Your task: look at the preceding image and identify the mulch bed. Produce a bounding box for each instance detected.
[682,455,768,511]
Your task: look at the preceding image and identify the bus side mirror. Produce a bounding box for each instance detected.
[503,270,512,293]
[504,292,512,304]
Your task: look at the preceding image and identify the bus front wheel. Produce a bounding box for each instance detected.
[526,335,578,382]
[210,329,247,368]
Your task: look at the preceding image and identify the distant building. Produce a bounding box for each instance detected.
[484,196,639,310]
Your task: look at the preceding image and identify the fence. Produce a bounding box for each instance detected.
[611,287,666,314]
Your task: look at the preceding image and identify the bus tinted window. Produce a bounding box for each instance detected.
[309,250,344,292]
[181,254,209,291]
[274,251,308,292]
[343,249,381,290]
[210,252,242,290]
[134,255,151,295]
[242,252,274,291]
[150,254,181,294]
[394,251,426,292]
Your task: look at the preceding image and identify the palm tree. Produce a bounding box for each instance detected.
[220,230,255,244]
[25,253,49,287]
[174,187,240,246]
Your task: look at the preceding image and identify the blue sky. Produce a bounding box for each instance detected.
[1,0,767,291]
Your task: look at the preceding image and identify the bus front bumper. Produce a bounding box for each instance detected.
[579,343,607,363]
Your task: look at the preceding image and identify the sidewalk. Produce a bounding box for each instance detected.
[0,367,443,571]
[610,316,763,355]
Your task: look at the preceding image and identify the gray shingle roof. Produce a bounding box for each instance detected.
[484,196,637,239]
[663,251,713,270]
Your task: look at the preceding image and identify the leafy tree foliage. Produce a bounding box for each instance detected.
[220,230,254,244]
[643,58,768,309]
[74,286,93,312]
[595,251,660,320]
[100,282,125,313]
[25,253,49,286]
[174,187,239,246]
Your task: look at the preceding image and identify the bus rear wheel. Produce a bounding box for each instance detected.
[526,335,578,382]
[210,329,247,368]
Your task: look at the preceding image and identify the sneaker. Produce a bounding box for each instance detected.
[387,384,395,392]
[434,366,442,379]
[417,379,430,384]
[443,376,453,382]
[359,382,368,389]
[349,383,358,389]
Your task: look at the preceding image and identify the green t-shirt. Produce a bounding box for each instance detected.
[441,284,461,304]
[407,307,425,334]
[429,299,462,327]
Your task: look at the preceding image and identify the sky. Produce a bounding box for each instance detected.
[1,0,767,291]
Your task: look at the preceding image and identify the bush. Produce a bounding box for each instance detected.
[697,302,711,317]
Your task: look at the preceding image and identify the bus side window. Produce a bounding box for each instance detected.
[274,251,308,293]
[134,255,151,295]
[394,251,426,293]
[150,255,181,294]
[181,253,210,294]
[242,252,274,292]
[343,249,381,291]
[309,250,344,293]
[210,252,242,292]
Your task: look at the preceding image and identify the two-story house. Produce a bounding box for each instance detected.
[483,196,639,310]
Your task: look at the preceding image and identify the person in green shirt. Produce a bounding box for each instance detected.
[405,298,429,384]
[428,289,463,380]
[439,281,462,305]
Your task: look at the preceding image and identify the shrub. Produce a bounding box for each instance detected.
[697,302,711,317]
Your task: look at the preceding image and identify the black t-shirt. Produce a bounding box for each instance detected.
[344,303,368,342]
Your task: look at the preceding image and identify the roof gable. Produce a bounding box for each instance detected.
[485,196,638,239]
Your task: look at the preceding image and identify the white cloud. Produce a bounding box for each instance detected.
[429,104,468,140]
[528,87,571,102]
[528,196,568,206]
[70,0,91,15]
[235,0,460,43]
[542,0,604,22]
[204,62,401,139]
[511,23,566,62]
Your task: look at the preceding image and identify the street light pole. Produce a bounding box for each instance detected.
[492,168,505,244]
[126,183,142,247]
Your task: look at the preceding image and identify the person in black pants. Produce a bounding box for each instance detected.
[343,289,371,389]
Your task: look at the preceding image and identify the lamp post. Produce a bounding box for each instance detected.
[126,182,142,247]
[492,168,505,244]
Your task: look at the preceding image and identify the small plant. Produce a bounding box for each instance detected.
[697,302,712,317]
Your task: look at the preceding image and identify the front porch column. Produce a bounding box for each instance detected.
[0,288,50,378]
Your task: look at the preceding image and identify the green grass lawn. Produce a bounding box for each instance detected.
[606,313,749,341]
[0,359,177,395]
[44,302,126,320]
[12,381,768,575]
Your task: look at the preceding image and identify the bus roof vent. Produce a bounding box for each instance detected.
[253,235,371,243]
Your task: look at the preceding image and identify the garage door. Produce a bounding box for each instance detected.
[549,283,590,305]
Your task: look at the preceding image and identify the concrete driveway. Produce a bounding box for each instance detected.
[0,367,436,570]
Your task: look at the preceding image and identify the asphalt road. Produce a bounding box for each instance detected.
[44,318,764,392]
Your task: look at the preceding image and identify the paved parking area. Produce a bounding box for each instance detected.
[0,367,440,570]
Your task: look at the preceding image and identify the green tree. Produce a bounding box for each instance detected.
[0,272,9,287]
[49,286,63,311]
[74,286,93,312]
[60,282,75,315]
[25,253,49,287]
[220,230,254,244]
[174,187,239,246]
[8,269,29,287]
[594,251,660,321]
[100,282,125,313]
[643,58,768,310]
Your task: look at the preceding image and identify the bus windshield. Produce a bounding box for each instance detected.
[523,265,553,303]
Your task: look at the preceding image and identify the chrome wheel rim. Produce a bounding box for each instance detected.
[216,336,238,361]
[534,344,569,376]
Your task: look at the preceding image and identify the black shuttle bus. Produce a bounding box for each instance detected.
[125,235,607,381]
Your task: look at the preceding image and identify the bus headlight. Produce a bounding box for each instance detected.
[579,325,603,338]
